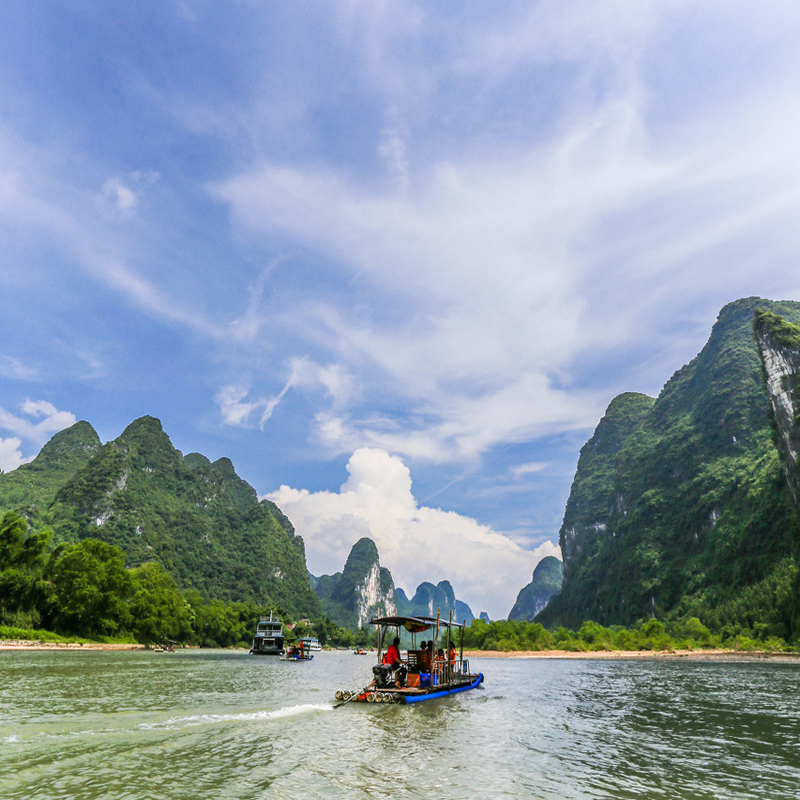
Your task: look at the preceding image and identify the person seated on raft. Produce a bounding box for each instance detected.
[383,636,407,688]
[414,640,431,672]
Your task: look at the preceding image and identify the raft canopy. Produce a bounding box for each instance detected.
[369,615,466,632]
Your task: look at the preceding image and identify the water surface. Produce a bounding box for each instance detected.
[1,650,798,799]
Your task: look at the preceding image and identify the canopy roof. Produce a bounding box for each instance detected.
[369,615,466,632]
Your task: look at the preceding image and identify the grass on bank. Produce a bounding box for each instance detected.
[0,625,139,646]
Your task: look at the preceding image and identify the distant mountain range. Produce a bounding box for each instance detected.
[310,538,477,627]
[0,416,320,617]
[395,581,475,623]
[540,298,800,640]
[0,414,497,628]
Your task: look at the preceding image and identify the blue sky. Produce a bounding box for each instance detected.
[3,2,800,618]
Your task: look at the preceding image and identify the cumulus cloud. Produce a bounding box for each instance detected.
[267,447,560,619]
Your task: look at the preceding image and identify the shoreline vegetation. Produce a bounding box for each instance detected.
[2,638,799,662]
[3,510,798,657]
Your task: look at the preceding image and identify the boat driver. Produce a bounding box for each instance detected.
[383,637,407,688]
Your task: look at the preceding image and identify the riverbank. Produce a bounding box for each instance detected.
[0,639,145,650]
[2,640,798,659]
[463,648,800,661]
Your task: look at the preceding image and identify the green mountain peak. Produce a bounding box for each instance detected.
[542,297,800,638]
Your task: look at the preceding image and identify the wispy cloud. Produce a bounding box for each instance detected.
[0,356,38,381]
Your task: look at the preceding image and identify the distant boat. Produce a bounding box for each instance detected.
[249,612,284,656]
[281,643,314,661]
[336,614,483,705]
[300,636,322,652]
[354,648,368,655]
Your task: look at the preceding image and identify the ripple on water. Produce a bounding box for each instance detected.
[1,651,799,799]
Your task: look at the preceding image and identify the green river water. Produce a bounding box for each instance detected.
[1,649,798,799]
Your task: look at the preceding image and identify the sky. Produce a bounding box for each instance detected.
[3,2,800,618]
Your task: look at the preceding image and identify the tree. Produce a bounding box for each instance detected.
[0,510,52,624]
[129,562,191,643]
[51,539,132,635]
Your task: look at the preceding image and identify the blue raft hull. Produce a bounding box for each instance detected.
[401,673,484,703]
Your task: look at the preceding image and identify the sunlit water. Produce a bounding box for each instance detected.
[1,650,799,799]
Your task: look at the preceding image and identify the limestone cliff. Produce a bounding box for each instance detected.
[312,537,396,628]
[755,310,800,506]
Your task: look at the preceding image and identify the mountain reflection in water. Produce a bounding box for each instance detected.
[1,650,798,799]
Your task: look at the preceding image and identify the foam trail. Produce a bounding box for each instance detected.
[139,703,333,731]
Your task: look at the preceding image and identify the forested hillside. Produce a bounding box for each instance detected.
[509,556,563,621]
[541,298,800,640]
[0,416,319,617]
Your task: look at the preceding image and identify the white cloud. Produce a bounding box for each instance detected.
[100,171,160,217]
[102,178,139,215]
[267,447,560,619]
[0,400,76,458]
[210,2,800,469]
[510,462,549,478]
[0,437,32,473]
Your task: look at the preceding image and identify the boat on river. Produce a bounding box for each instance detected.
[281,643,314,661]
[249,612,284,656]
[335,614,483,705]
[300,636,322,652]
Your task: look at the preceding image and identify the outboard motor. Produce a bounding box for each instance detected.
[372,664,394,688]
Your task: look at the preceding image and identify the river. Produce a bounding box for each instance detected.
[1,649,798,799]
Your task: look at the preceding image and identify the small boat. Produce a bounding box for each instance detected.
[353,648,368,655]
[249,612,284,656]
[300,636,322,652]
[281,643,314,661]
[335,613,483,705]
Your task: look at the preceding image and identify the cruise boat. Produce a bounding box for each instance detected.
[335,614,484,705]
[299,636,322,652]
[249,612,284,655]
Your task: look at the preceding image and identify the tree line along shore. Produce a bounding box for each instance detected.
[2,509,798,655]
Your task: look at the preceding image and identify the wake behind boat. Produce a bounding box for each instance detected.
[335,614,483,705]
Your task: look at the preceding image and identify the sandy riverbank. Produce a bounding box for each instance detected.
[463,648,800,661]
[2,641,798,660]
[0,640,146,651]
